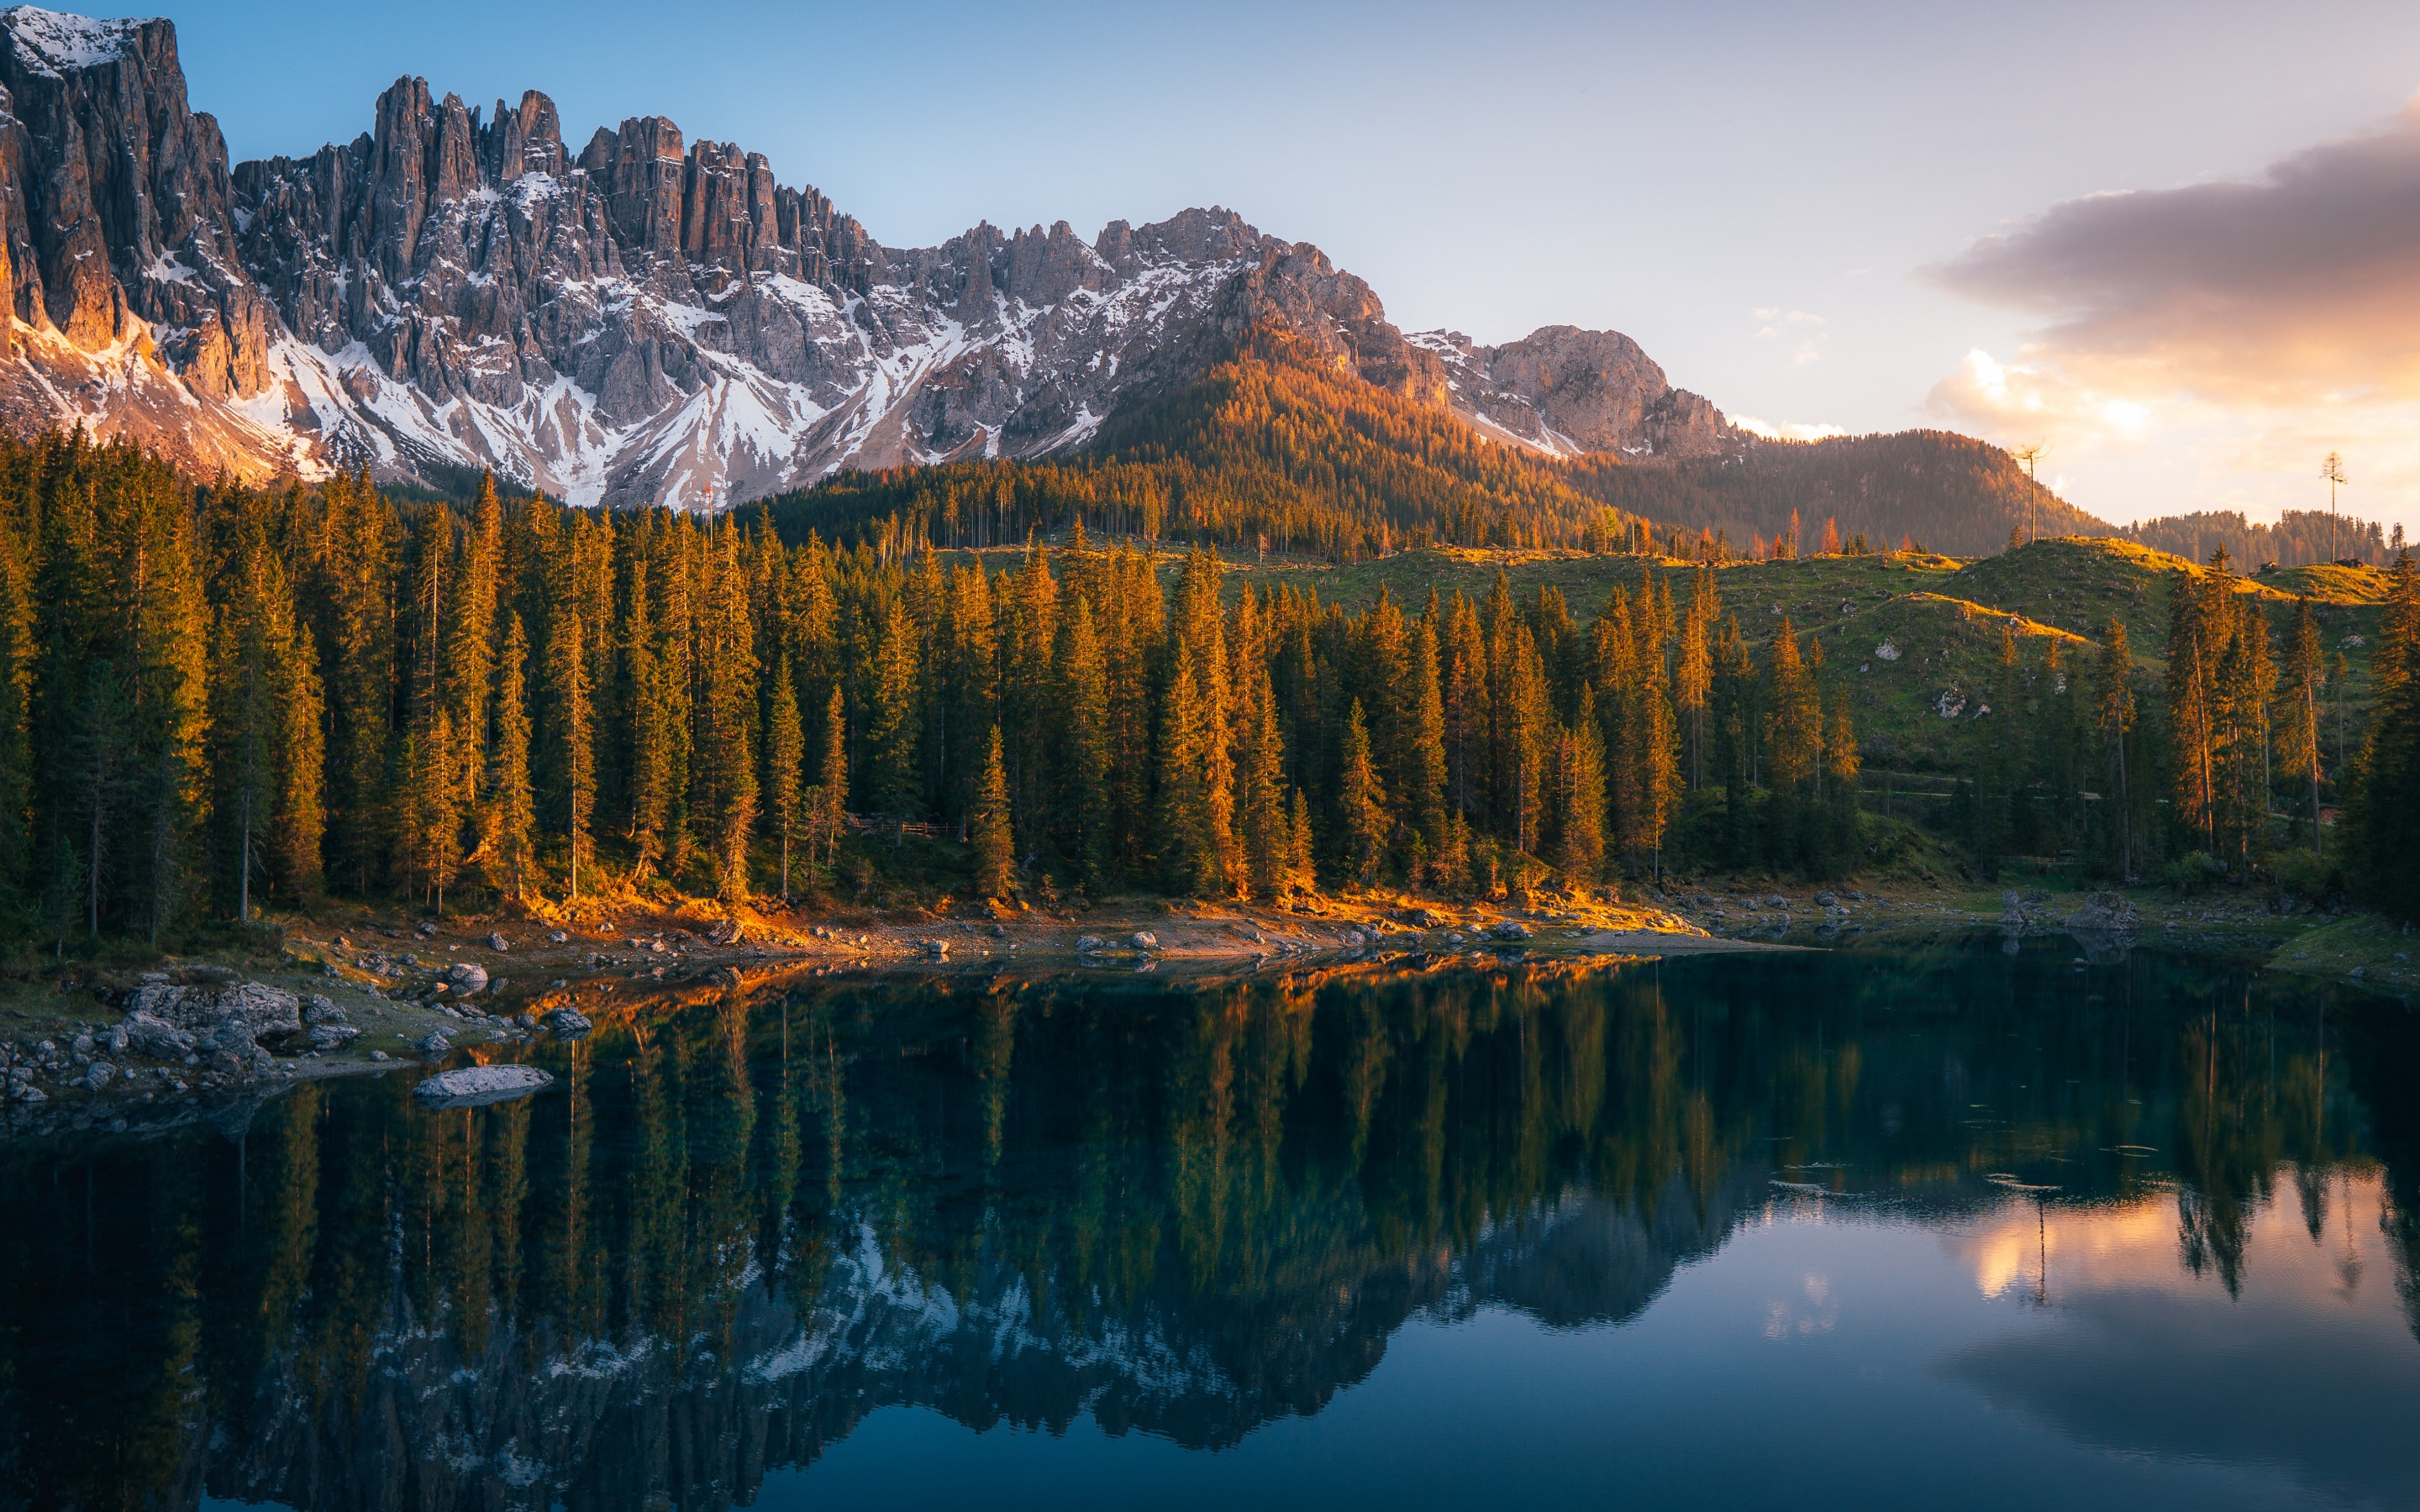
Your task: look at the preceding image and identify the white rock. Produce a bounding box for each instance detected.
[413,1064,555,1109]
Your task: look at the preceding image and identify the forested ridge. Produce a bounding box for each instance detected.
[766,332,2102,560]
[0,427,1870,950]
[5,393,2417,953]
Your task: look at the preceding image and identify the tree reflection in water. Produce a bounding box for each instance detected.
[0,940,2414,1511]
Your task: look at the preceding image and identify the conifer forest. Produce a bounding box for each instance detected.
[3,423,2416,954]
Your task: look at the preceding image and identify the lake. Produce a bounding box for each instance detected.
[3,939,2416,1511]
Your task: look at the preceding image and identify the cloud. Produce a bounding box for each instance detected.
[1927,349,2153,444]
[1733,414,1847,443]
[1924,99,2420,529]
[1930,97,2420,407]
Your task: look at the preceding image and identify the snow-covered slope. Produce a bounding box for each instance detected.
[0,6,1742,507]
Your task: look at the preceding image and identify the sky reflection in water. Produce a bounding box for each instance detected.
[12,939,2418,1511]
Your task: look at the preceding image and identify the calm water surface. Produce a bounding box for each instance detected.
[5,940,2417,1510]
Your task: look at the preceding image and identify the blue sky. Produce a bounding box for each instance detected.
[165,0,2420,529]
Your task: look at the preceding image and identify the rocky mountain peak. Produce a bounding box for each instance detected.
[0,6,1750,506]
[1414,323,1744,460]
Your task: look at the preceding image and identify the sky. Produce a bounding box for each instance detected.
[156,0,2420,533]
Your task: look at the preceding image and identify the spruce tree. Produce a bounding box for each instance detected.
[1237,661,1290,900]
[865,602,923,826]
[1402,615,1449,853]
[971,724,1015,898]
[487,613,536,900]
[1338,700,1389,885]
[1055,593,1113,890]
[1288,786,1318,895]
[2094,619,2138,880]
[766,650,804,898]
[2277,596,2324,854]
[544,603,594,900]
[2349,550,2420,916]
[702,528,759,898]
[1676,569,1715,788]
[1555,689,1607,881]
[815,685,848,869]
[1157,643,1216,894]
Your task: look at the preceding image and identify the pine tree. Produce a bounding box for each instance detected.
[544,601,594,900]
[318,477,398,895]
[1287,786,1318,895]
[1402,614,1448,852]
[1554,689,1607,881]
[2276,596,2324,855]
[1237,660,1290,900]
[702,528,759,898]
[1158,643,1218,894]
[865,601,923,826]
[971,724,1015,898]
[766,650,804,898]
[1631,668,1681,878]
[1338,699,1389,885]
[487,612,536,900]
[815,685,849,869]
[2349,550,2420,917]
[2094,618,2139,880]
[1055,593,1113,889]
[448,476,503,813]
[1764,620,1823,868]
[623,551,671,878]
[1676,569,1715,788]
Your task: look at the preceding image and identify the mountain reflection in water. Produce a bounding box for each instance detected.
[3,941,2417,1511]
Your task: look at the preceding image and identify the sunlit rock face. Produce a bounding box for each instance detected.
[0,9,1739,509]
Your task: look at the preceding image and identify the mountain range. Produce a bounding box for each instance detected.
[0,3,1763,512]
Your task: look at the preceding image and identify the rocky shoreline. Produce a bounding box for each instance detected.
[0,893,1758,1140]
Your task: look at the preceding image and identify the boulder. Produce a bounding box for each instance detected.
[415,1031,451,1056]
[84,1063,113,1091]
[307,1023,360,1053]
[446,963,490,995]
[543,1007,593,1038]
[304,995,347,1025]
[707,918,744,945]
[118,1011,196,1059]
[1130,931,1159,950]
[1490,921,1534,941]
[124,980,302,1037]
[413,1064,554,1110]
[2064,893,2140,935]
[487,932,510,951]
[1076,935,1107,953]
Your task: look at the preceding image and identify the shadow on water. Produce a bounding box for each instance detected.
[2,939,2417,1510]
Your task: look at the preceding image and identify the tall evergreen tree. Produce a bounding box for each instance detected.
[766,650,804,898]
[2349,550,2420,917]
[486,613,536,900]
[1338,700,1388,885]
[544,601,594,900]
[2276,595,2325,855]
[971,724,1015,898]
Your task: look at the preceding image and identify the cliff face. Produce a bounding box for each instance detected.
[0,6,1742,507]
[1413,324,1744,460]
